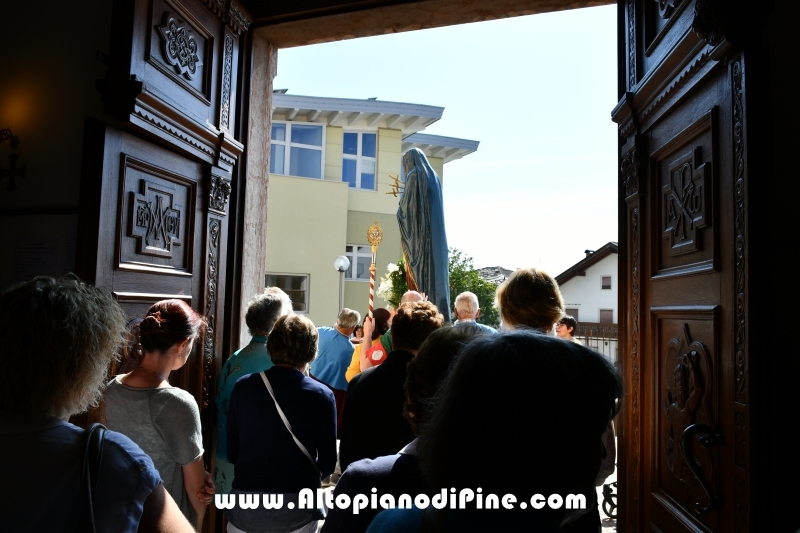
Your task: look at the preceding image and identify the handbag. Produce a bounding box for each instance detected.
[81,423,106,533]
[259,372,320,478]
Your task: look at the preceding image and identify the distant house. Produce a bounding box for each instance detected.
[555,242,618,361]
[265,91,479,326]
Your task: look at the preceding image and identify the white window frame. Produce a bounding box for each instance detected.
[342,130,378,191]
[265,272,309,313]
[270,121,325,179]
[345,244,372,281]
[600,275,612,290]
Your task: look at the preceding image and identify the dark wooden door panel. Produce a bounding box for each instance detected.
[105,0,249,173]
[615,1,751,531]
[78,121,206,392]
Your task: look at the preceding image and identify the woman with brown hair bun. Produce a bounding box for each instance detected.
[105,299,214,531]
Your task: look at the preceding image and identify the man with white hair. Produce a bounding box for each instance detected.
[215,287,293,493]
[311,308,360,436]
[453,291,497,334]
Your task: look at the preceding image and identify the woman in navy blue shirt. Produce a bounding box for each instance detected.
[226,313,337,533]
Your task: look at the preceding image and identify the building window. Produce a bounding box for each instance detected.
[345,245,372,281]
[270,122,324,179]
[266,273,309,313]
[599,309,614,324]
[342,132,377,190]
[565,308,579,321]
[601,276,612,290]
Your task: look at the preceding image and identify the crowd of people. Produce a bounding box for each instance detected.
[0,268,620,533]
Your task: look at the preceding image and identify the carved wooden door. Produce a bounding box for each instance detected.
[76,0,251,529]
[613,1,753,531]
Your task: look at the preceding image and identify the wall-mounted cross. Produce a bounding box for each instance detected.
[0,129,25,191]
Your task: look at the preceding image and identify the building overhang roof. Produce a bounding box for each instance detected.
[402,133,480,163]
[555,242,619,286]
[271,93,443,135]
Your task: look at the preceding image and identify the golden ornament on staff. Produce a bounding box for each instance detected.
[366,221,383,318]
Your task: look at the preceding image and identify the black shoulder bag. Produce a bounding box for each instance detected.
[81,423,106,533]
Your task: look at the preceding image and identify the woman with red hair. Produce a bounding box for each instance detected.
[105,299,214,531]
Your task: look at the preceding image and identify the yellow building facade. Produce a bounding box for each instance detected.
[266,93,478,326]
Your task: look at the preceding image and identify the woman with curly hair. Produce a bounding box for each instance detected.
[105,299,214,531]
[0,276,195,532]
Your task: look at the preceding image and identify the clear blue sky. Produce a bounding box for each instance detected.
[274,5,618,276]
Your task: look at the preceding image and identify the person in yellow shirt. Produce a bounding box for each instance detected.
[344,308,391,382]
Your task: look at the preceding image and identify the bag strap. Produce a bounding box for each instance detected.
[81,423,106,533]
[260,372,320,476]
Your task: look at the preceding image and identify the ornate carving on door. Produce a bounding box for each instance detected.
[130,180,183,257]
[663,324,713,485]
[662,147,711,256]
[655,0,681,19]
[652,307,719,529]
[158,14,203,79]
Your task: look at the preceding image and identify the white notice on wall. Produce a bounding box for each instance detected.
[11,239,60,285]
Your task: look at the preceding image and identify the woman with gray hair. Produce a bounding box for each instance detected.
[215,287,294,493]
[226,314,337,533]
[0,276,195,532]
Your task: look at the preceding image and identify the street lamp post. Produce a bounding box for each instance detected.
[333,255,350,311]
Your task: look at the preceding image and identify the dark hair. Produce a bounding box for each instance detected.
[371,308,391,341]
[268,314,318,367]
[404,325,482,434]
[559,314,577,333]
[390,301,444,352]
[495,267,564,332]
[419,331,621,516]
[139,300,206,354]
[0,276,127,417]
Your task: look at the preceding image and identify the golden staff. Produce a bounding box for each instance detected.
[367,221,384,318]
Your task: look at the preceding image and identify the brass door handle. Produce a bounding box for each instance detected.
[680,423,723,514]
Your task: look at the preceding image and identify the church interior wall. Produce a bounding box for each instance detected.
[0,0,112,212]
[0,0,112,292]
